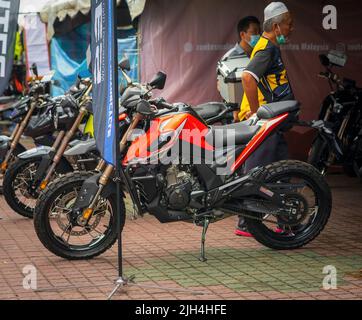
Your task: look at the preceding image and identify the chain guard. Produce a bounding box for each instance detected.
[224,192,312,227]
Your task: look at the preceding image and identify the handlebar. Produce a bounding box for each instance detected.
[149,97,174,110]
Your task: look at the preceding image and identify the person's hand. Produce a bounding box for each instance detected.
[245,111,253,120]
[233,111,240,122]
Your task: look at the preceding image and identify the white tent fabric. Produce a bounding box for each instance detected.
[23,15,51,77]
[20,0,49,14]
[20,0,146,39]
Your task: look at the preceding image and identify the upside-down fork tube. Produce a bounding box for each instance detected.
[79,113,143,222]
[79,164,115,224]
[119,113,143,153]
[315,121,343,161]
[95,159,106,172]
[31,131,66,190]
[338,113,350,141]
[1,101,37,172]
[9,123,20,141]
[39,106,88,190]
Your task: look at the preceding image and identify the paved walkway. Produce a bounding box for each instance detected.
[0,174,361,300]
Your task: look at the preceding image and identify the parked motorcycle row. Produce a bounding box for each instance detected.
[0,51,356,262]
[308,53,362,180]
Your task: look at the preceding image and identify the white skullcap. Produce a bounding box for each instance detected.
[264,2,289,22]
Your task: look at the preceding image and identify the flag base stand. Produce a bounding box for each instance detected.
[107,275,207,300]
[33,275,206,299]
[107,275,135,300]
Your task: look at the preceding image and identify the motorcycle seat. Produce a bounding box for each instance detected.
[257,100,300,119]
[206,122,260,146]
[194,102,226,120]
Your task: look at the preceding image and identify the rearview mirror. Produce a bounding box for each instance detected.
[75,75,82,88]
[118,57,131,72]
[149,72,167,90]
[319,54,330,67]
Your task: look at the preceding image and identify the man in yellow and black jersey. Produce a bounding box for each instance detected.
[240,2,294,121]
[235,2,295,238]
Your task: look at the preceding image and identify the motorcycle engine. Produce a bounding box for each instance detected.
[163,166,199,210]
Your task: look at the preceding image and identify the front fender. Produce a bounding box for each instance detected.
[18,146,52,160]
[73,173,125,212]
[0,135,11,159]
[64,138,97,157]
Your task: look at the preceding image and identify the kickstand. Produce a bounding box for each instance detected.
[199,218,210,262]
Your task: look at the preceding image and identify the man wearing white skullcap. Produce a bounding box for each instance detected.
[239,1,294,121]
[235,2,295,237]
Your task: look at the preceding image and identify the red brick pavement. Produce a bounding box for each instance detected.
[0,174,361,300]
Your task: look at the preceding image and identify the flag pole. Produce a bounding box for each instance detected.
[107,0,129,299]
[106,0,206,300]
[111,0,123,280]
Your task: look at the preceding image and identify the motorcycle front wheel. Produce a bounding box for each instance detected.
[3,156,66,219]
[245,160,332,250]
[33,172,125,260]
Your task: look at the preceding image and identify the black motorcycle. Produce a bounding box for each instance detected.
[308,52,361,177]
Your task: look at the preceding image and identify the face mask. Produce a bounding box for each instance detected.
[248,35,261,48]
[276,25,286,45]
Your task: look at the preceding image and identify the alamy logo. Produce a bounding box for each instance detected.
[322,265,337,290]
[22,265,37,290]
[322,5,337,30]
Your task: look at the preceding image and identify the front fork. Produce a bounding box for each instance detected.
[77,113,143,226]
[27,130,66,195]
[39,105,89,191]
[0,102,37,173]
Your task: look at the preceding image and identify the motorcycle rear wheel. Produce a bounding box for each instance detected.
[245,160,332,250]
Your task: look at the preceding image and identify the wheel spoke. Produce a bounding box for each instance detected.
[60,223,72,240]
[47,186,113,249]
